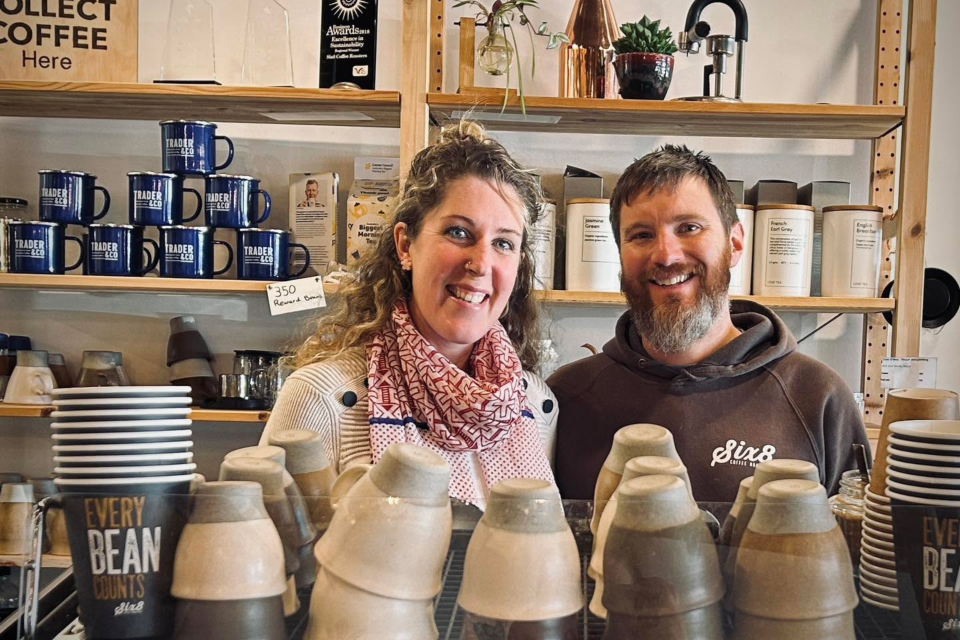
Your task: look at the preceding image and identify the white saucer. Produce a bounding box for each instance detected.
[53,397,192,410]
[887,478,960,498]
[890,420,960,442]
[862,531,895,551]
[54,452,194,466]
[863,522,894,539]
[887,466,960,485]
[52,430,192,442]
[54,474,195,486]
[886,489,960,507]
[860,583,901,607]
[860,556,898,579]
[51,419,192,431]
[55,463,197,477]
[860,566,898,588]
[885,458,960,476]
[860,592,899,612]
[861,546,897,567]
[53,441,193,454]
[52,386,192,399]
[888,446,960,465]
[51,408,192,422]
[865,487,891,504]
[888,435,960,453]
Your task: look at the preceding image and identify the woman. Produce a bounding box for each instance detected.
[261,121,558,508]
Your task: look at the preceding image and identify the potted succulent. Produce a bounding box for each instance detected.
[612,16,679,100]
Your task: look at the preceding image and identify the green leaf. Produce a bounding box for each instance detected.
[537,20,548,34]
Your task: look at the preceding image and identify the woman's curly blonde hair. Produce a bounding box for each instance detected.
[288,120,544,371]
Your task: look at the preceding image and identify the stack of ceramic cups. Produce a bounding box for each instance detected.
[722,459,820,612]
[171,481,287,640]
[732,479,858,639]
[50,385,195,639]
[862,388,960,611]
[458,479,582,638]
[588,423,681,615]
[307,443,452,640]
[602,475,725,640]
[221,445,318,615]
[590,455,693,618]
[267,430,337,532]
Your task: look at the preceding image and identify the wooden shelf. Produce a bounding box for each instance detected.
[536,290,896,314]
[428,94,905,139]
[0,81,400,127]
[0,405,269,423]
[190,409,270,423]
[0,554,72,569]
[0,273,339,296]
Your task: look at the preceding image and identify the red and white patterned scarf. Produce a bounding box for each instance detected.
[367,299,555,508]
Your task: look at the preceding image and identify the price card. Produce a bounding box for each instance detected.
[266,277,327,316]
[880,357,938,389]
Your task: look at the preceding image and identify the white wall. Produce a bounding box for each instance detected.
[1,0,957,480]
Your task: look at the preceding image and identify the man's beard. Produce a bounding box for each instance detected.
[623,250,732,354]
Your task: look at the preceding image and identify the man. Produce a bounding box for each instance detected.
[298,179,320,207]
[548,145,869,505]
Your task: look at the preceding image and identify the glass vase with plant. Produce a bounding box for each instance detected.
[455,0,569,112]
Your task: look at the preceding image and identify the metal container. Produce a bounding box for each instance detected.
[558,0,621,99]
[0,199,27,272]
[220,373,252,399]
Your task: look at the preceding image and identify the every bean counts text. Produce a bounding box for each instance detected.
[0,0,119,70]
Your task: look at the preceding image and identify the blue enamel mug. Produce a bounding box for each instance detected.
[38,170,110,225]
[87,224,160,277]
[236,229,311,281]
[160,120,235,176]
[204,175,272,229]
[159,226,233,279]
[8,221,84,274]
[128,172,203,227]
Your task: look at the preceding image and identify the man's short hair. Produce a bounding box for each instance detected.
[609,145,738,248]
[306,179,319,188]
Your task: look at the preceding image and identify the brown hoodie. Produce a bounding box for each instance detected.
[547,300,870,507]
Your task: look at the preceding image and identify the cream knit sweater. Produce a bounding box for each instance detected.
[260,347,559,473]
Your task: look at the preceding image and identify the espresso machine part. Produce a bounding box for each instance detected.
[676,0,749,102]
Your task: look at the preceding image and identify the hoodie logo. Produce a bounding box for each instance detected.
[711,439,777,468]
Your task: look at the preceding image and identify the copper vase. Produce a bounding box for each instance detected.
[559,0,621,99]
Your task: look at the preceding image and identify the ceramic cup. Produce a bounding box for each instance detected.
[592,424,679,534]
[730,610,855,640]
[267,430,337,531]
[223,446,317,586]
[733,479,858,622]
[315,443,452,600]
[160,120,234,176]
[723,459,820,600]
[0,482,35,555]
[38,169,110,225]
[602,475,724,619]
[458,478,581,622]
[603,603,725,640]
[718,476,753,567]
[128,172,203,227]
[3,350,56,404]
[589,455,694,617]
[305,567,438,640]
[76,350,129,388]
[170,482,285,640]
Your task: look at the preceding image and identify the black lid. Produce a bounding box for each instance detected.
[0,333,8,349]
[8,335,32,351]
[0,197,27,207]
[882,268,960,329]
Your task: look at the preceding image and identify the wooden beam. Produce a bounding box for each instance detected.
[400,0,432,178]
[863,0,903,425]
[893,0,937,356]
[430,0,446,93]
[459,17,476,92]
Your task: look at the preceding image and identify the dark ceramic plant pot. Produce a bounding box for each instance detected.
[614,52,675,100]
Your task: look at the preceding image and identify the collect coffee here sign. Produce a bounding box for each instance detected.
[0,0,137,81]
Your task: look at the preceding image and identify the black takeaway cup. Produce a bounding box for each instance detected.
[55,475,192,639]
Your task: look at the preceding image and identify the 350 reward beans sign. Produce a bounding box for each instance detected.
[0,0,137,81]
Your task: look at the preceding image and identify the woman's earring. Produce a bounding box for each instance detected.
[400,256,413,271]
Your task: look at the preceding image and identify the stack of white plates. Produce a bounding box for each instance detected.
[860,485,898,610]
[50,387,196,487]
[875,420,960,612]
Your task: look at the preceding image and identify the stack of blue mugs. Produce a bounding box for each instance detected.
[7,120,310,281]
